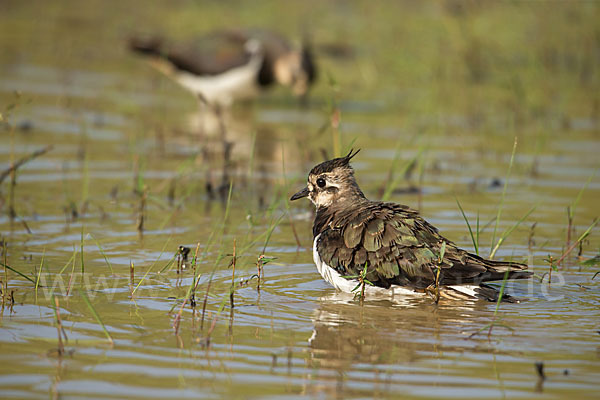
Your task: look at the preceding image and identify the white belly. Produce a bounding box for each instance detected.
[174,53,263,107]
[312,234,419,298]
[312,234,484,300]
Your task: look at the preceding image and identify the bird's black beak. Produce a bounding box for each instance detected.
[290,186,309,201]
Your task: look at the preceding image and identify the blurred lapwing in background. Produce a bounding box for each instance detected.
[128,28,317,110]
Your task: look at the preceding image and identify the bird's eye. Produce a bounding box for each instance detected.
[316,177,326,188]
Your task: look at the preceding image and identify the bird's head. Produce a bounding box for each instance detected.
[274,44,316,97]
[291,149,365,209]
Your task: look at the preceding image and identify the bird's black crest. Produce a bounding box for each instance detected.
[310,149,360,175]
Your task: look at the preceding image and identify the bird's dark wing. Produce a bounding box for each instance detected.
[316,202,529,289]
[129,30,252,76]
[166,31,254,76]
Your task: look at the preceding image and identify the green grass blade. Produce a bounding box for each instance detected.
[476,212,480,255]
[223,181,234,223]
[58,248,77,275]
[158,252,178,274]
[569,171,596,219]
[493,270,510,316]
[576,218,599,243]
[455,197,478,255]
[382,147,424,201]
[133,236,172,294]
[491,137,518,254]
[248,130,257,180]
[78,289,114,344]
[0,262,36,284]
[490,205,536,259]
[80,226,85,274]
[35,249,45,293]
[341,137,358,157]
[261,215,285,254]
[81,149,89,208]
[90,235,114,275]
[556,218,600,266]
[439,241,446,261]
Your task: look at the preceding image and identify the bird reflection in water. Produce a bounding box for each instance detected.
[303,292,492,397]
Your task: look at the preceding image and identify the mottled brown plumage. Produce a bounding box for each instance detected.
[291,150,532,300]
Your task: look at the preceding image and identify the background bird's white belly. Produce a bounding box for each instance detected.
[174,56,263,106]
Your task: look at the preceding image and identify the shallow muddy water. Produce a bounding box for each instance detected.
[1,1,599,399]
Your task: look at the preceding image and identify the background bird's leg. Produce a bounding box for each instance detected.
[196,94,210,140]
[211,104,234,202]
[211,104,233,167]
[212,104,228,145]
[298,92,309,109]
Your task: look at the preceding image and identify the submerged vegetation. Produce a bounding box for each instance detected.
[0,0,599,398]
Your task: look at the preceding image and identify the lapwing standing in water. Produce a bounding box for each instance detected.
[291,150,532,302]
[128,28,317,109]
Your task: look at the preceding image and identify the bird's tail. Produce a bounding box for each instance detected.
[479,256,533,281]
[446,283,523,303]
[128,36,164,56]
